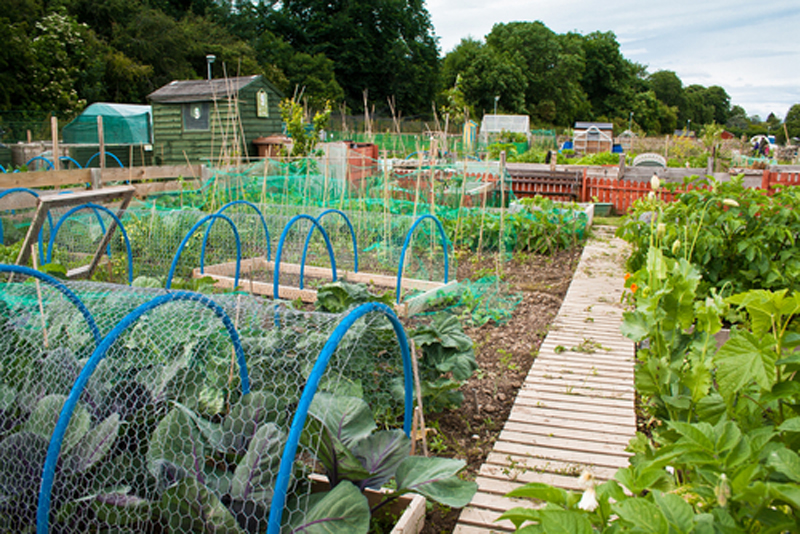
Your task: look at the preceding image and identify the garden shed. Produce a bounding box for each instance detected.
[573,122,613,154]
[147,75,283,166]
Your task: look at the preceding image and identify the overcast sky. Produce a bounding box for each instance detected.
[426,0,800,121]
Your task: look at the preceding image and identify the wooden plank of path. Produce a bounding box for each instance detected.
[455,228,635,533]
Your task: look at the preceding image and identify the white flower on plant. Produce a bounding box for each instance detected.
[650,174,660,191]
[577,485,598,511]
[657,223,666,239]
[648,191,656,200]
[671,240,681,255]
[722,198,740,207]
[665,465,675,475]
[577,470,598,511]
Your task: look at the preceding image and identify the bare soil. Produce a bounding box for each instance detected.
[420,247,582,534]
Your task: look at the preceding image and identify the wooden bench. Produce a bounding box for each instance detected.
[505,169,583,201]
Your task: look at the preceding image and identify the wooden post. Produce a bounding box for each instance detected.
[51,116,59,171]
[26,130,32,144]
[618,153,626,179]
[761,169,771,192]
[98,115,105,171]
[581,168,588,203]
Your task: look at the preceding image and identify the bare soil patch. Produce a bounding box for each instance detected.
[420,247,582,533]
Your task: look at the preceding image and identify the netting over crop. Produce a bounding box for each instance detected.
[0,267,414,532]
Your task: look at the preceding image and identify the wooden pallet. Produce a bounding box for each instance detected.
[194,256,459,317]
[455,230,635,533]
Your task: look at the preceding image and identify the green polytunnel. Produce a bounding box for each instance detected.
[62,103,153,145]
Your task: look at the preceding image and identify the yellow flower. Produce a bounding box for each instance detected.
[672,239,681,255]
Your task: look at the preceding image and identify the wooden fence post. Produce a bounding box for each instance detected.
[51,116,59,171]
[581,168,587,202]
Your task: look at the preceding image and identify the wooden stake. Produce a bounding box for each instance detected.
[51,116,59,172]
[31,245,49,349]
[497,151,506,278]
[410,340,428,457]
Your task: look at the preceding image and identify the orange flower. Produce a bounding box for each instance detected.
[630,283,638,294]
[624,273,631,281]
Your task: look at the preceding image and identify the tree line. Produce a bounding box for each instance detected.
[0,0,797,143]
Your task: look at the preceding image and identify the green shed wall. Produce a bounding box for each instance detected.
[152,78,283,166]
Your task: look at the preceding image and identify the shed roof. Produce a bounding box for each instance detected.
[574,122,613,130]
[147,75,269,104]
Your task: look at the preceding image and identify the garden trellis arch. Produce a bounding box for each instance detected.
[166,213,242,289]
[267,301,413,534]
[36,290,250,534]
[46,203,134,285]
[395,214,450,304]
[200,200,272,269]
[0,263,101,346]
[273,214,338,299]
[299,209,358,290]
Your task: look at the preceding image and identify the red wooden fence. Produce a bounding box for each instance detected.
[762,170,800,191]
[583,171,800,214]
[390,168,799,214]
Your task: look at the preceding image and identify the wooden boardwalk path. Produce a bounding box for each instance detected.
[455,227,635,533]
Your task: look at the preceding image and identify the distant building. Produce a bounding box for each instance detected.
[148,75,283,166]
[479,115,530,145]
[573,122,613,154]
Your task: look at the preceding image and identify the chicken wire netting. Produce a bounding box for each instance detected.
[0,273,409,533]
[35,200,453,303]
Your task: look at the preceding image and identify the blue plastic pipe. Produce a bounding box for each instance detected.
[84,151,124,168]
[0,263,101,346]
[266,302,413,534]
[46,203,134,285]
[166,213,241,289]
[395,214,450,304]
[273,214,337,301]
[200,200,272,270]
[299,209,358,290]
[35,291,250,534]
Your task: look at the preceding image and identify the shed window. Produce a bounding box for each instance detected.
[183,103,209,131]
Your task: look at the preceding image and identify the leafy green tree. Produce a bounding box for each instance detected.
[270,0,439,114]
[484,22,588,125]
[684,84,714,126]
[703,85,731,125]
[648,70,685,113]
[726,104,749,134]
[630,90,677,134]
[781,103,800,142]
[571,31,641,120]
[457,46,528,117]
[253,30,343,109]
